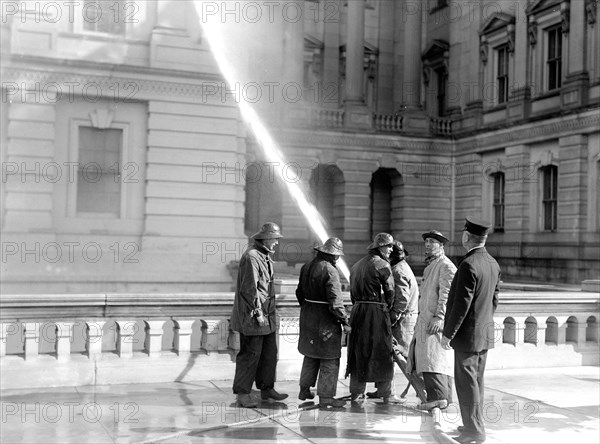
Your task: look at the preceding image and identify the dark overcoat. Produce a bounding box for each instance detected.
[345,251,395,382]
[230,243,277,336]
[296,255,349,359]
[443,247,501,352]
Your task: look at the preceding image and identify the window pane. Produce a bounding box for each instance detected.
[77,127,122,216]
[83,0,125,35]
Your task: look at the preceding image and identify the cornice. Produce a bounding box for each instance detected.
[276,129,452,154]
[1,54,227,101]
[456,111,600,153]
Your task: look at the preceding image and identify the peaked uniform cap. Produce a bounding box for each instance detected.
[421,230,449,245]
[252,222,284,240]
[314,237,344,256]
[463,217,491,236]
[367,233,394,250]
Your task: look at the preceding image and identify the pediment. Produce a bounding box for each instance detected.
[527,0,564,15]
[480,12,515,35]
[422,39,449,60]
[305,34,323,51]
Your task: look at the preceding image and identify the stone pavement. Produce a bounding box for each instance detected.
[1,366,598,443]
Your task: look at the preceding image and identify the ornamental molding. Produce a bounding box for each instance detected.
[1,64,228,103]
[457,113,600,153]
[277,130,451,154]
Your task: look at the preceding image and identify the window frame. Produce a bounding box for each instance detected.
[540,164,558,232]
[492,171,506,232]
[545,25,563,91]
[496,44,510,104]
[72,0,129,37]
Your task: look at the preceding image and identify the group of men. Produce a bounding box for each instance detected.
[230,219,500,444]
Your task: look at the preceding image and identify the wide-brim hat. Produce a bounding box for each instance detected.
[252,222,283,240]
[463,217,491,236]
[314,237,344,256]
[367,232,394,250]
[421,230,449,245]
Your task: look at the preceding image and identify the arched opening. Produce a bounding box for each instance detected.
[586,316,598,343]
[502,317,516,345]
[309,163,345,235]
[524,316,538,345]
[545,316,558,345]
[369,168,403,239]
[566,316,578,344]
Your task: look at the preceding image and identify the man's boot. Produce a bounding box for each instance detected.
[237,393,257,408]
[261,388,289,401]
[319,397,346,408]
[298,387,315,400]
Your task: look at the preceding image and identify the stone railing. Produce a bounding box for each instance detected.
[307,108,345,129]
[430,116,453,136]
[373,113,404,132]
[0,290,598,389]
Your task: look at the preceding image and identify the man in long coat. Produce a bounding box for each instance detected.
[345,233,398,404]
[442,218,501,444]
[409,230,456,410]
[296,237,350,408]
[231,222,289,408]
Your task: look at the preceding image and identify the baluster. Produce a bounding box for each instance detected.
[0,323,15,357]
[201,319,228,353]
[115,320,137,358]
[555,315,569,344]
[23,322,40,361]
[144,320,167,357]
[173,319,196,355]
[85,321,106,357]
[228,320,240,352]
[56,322,74,361]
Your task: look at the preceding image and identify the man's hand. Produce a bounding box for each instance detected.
[343,325,352,334]
[441,335,452,350]
[427,317,444,335]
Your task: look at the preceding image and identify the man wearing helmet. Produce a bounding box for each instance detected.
[296,237,351,408]
[345,232,398,404]
[231,222,289,408]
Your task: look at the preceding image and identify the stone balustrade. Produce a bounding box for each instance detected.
[0,290,597,389]
[373,113,404,132]
[430,116,453,135]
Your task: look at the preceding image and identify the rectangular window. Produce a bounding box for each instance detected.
[77,127,122,217]
[83,0,125,35]
[547,26,562,90]
[542,165,558,231]
[497,45,509,104]
[493,172,505,231]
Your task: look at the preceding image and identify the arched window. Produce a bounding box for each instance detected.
[503,317,516,345]
[545,316,558,345]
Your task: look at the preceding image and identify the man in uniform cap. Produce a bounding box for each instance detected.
[442,217,501,444]
[409,229,456,411]
[345,233,398,404]
[296,238,351,408]
[231,222,288,408]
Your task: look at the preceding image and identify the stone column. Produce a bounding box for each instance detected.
[562,0,589,109]
[344,0,371,128]
[322,0,341,109]
[283,0,306,124]
[507,2,531,122]
[399,0,428,133]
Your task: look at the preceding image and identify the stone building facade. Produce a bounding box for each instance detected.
[1,0,598,293]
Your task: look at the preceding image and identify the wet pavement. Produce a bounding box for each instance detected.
[1,366,598,443]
